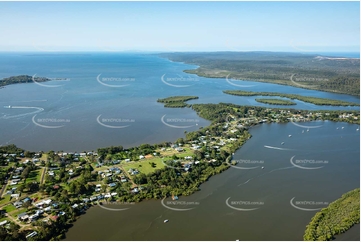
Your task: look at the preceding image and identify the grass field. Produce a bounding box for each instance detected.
[3,204,16,213]
[121,147,195,175]
[26,170,41,183]
[0,195,12,206]
[122,157,165,175]
[0,217,8,223]
[11,208,27,217]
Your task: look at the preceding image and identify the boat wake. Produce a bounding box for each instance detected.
[1,106,44,119]
[238,179,251,186]
[264,145,295,151]
[237,166,296,187]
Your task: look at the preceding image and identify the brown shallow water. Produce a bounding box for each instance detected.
[64,121,360,241]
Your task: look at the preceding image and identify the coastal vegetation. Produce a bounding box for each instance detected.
[223,90,359,106]
[303,188,360,241]
[0,75,49,87]
[255,98,296,105]
[159,52,360,96]
[157,96,199,108]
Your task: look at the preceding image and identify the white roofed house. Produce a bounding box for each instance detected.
[0,220,8,226]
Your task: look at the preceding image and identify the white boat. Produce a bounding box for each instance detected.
[336,127,339,129]
[307,129,309,132]
[357,128,359,131]
[342,127,344,129]
[281,142,284,145]
[261,167,264,169]
[288,135,292,137]
[164,219,169,223]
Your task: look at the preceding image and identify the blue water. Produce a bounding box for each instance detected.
[0,52,359,151]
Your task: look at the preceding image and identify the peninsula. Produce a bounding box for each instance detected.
[0,99,359,240]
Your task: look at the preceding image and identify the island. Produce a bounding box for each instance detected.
[255,98,296,105]
[159,52,360,96]
[223,90,360,106]
[157,96,199,108]
[0,75,50,87]
[0,99,359,240]
[304,188,360,241]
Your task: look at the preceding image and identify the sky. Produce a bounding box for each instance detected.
[0,1,359,52]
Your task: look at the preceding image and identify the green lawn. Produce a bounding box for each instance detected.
[0,217,8,223]
[11,208,27,217]
[121,147,196,175]
[26,170,41,183]
[0,195,12,206]
[3,204,16,213]
[122,157,166,175]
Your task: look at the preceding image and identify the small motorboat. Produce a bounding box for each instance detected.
[164,219,169,223]
[281,142,285,145]
[261,167,264,169]
[288,135,292,137]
